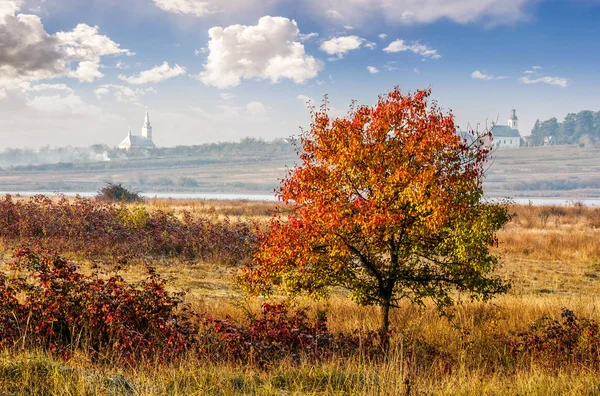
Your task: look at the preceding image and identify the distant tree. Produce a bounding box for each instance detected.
[558,113,577,144]
[238,88,511,334]
[594,111,600,141]
[530,119,543,146]
[574,110,594,142]
[540,118,560,144]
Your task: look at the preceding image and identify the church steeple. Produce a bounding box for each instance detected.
[508,108,519,130]
[142,109,153,141]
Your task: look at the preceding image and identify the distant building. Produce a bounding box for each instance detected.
[491,109,521,148]
[119,111,155,151]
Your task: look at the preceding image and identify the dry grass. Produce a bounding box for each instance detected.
[2,201,600,394]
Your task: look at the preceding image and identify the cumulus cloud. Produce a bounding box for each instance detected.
[378,33,387,39]
[118,62,186,85]
[303,0,537,26]
[0,5,130,85]
[197,16,323,89]
[471,70,507,81]
[519,66,568,88]
[320,35,365,59]
[0,0,21,18]
[383,40,441,59]
[367,66,379,74]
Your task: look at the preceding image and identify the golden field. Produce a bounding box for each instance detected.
[1,199,600,395]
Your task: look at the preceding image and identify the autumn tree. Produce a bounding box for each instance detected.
[239,88,511,333]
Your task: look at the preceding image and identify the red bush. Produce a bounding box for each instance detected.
[5,248,198,363]
[0,248,391,366]
[502,308,600,367]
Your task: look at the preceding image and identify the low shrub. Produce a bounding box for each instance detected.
[0,195,256,265]
[502,308,600,368]
[96,183,143,203]
[0,249,387,367]
[4,248,197,363]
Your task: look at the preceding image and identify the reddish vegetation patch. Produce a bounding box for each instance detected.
[0,195,255,265]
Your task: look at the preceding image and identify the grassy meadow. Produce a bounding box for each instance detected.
[1,198,600,395]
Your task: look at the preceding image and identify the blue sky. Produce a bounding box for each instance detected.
[1,0,600,148]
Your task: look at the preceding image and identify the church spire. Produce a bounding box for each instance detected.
[142,109,153,141]
[144,109,151,127]
[508,108,519,130]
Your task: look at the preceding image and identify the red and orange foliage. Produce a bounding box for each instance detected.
[0,195,255,265]
[239,88,511,332]
[0,248,388,366]
[1,248,197,363]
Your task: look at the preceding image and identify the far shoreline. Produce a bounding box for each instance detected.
[1,191,600,206]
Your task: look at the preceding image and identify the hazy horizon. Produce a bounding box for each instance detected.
[1,0,600,149]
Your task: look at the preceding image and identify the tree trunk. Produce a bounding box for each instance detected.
[381,299,391,334]
[380,299,392,352]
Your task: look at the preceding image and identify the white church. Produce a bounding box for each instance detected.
[119,110,156,151]
[490,109,521,148]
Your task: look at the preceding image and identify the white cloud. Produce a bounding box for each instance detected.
[0,5,130,85]
[298,32,319,42]
[197,16,323,89]
[25,83,74,94]
[0,0,21,18]
[325,9,345,21]
[303,0,537,26]
[296,94,314,104]
[191,100,270,123]
[56,24,132,83]
[245,101,269,121]
[472,70,493,80]
[72,61,104,83]
[378,33,387,39]
[383,61,399,72]
[383,39,441,59]
[520,75,568,88]
[28,93,102,116]
[115,61,129,69]
[367,66,379,74]
[320,35,364,58]
[519,67,568,88]
[119,62,186,85]
[364,41,377,50]
[220,92,235,101]
[471,70,507,81]
[95,84,155,104]
[152,0,212,16]
[152,0,279,17]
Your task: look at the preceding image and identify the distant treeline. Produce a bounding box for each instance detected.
[530,110,600,146]
[0,137,295,168]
